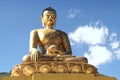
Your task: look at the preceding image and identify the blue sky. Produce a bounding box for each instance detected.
[0,0,120,79]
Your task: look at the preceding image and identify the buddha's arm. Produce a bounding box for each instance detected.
[29,30,39,51]
[29,30,41,62]
[62,32,72,55]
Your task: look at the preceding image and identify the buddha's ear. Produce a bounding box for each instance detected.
[40,16,43,20]
[41,16,44,23]
[41,16,45,27]
[55,18,57,20]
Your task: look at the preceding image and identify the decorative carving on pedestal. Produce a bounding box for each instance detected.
[11,56,98,76]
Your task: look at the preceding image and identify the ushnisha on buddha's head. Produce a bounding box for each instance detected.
[41,7,57,29]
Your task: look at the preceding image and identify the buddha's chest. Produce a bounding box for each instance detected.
[38,30,62,45]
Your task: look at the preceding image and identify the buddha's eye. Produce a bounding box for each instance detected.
[45,14,55,18]
[45,14,50,18]
[51,15,55,18]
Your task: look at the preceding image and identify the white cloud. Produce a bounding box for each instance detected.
[109,33,117,41]
[114,49,120,60]
[67,8,81,18]
[109,33,120,49]
[110,41,120,49]
[68,21,120,67]
[84,45,112,67]
[69,21,108,45]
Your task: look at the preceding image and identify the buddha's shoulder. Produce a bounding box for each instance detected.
[30,29,45,33]
[56,29,67,35]
[30,29,67,35]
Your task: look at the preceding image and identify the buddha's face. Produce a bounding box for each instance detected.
[41,10,56,28]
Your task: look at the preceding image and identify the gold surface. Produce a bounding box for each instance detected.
[2,76,31,80]
[2,73,116,80]
[11,61,98,76]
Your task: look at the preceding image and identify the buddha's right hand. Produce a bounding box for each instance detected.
[30,48,40,62]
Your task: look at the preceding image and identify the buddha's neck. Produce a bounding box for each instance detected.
[44,26,54,29]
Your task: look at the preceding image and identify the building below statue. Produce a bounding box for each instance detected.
[2,73,116,80]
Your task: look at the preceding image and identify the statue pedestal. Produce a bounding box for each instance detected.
[2,73,116,80]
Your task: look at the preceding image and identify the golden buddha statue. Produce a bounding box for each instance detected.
[22,7,72,62]
[11,7,98,77]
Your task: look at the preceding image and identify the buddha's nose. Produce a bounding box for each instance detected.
[49,16,52,19]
